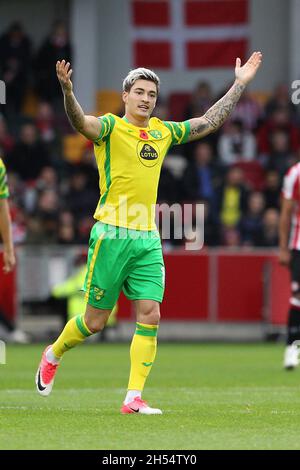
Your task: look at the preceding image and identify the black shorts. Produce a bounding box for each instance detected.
[290,250,300,293]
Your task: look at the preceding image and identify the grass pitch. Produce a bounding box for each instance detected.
[0,342,300,450]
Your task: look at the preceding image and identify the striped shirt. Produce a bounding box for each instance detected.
[282,162,300,250]
[0,158,9,199]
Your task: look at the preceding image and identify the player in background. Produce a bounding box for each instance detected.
[279,162,300,369]
[0,158,15,274]
[36,52,262,414]
[0,158,28,343]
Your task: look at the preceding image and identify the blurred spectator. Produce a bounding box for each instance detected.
[264,129,296,176]
[253,208,279,247]
[214,166,248,228]
[0,114,15,154]
[35,102,61,164]
[35,102,56,143]
[64,168,98,218]
[77,216,95,244]
[25,216,47,244]
[27,189,60,243]
[218,119,256,166]
[257,107,300,155]
[0,22,32,114]
[57,210,77,244]
[23,166,60,214]
[57,222,77,244]
[152,97,169,121]
[222,227,242,248]
[7,123,50,181]
[229,90,263,131]
[36,188,59,217]
[183,200,219,247]
[185,81,213,118]
[182,141,219,202]
[265,84,298,121]
[157,166,178,203]
[34,20,72,104]
[240,191,265,244]
[36,166,59,191]
[263,170,281,210]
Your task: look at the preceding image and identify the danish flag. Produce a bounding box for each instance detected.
[131,0,249,69]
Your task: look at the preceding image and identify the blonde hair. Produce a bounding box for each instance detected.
[122,68,160,93]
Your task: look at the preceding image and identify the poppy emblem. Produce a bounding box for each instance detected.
[139,130,148,140]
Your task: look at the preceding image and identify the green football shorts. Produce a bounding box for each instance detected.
[83,222,165,309]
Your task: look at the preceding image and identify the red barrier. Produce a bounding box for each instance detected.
[117,250,289,326]
[217,254,267,321]
[162,252,209,320]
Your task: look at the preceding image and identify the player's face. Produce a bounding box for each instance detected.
[123,80,157,120]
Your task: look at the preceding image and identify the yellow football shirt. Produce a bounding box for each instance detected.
[93,114,190,230]
[0,158,9,199]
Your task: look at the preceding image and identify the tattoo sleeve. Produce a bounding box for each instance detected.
[188,80,246,141]
[64,92,85,132]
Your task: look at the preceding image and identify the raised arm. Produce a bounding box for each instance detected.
[187,51,263,142]
[56,60,101,141]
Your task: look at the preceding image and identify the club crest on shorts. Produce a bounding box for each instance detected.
[92,286,105,301]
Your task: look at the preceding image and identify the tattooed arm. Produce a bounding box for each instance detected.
[56,60,101,140]
[187,51,263,142]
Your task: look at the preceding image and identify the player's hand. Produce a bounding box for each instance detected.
[3,247,16,273]
[235,51,263,86]
[279,248,291,267]
[56,59,73,95]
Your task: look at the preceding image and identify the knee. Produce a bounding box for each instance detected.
[84,315,106,333]
[140,306,160,325]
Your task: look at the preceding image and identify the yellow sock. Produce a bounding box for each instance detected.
[128,322,158,391]
[52,315,92,358]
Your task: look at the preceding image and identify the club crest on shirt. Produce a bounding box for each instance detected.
[149,130,162,139]
[137,141,159,167]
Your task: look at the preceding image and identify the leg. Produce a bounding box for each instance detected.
[51,304,111,358]
[121,300,162,414]
[36,304,111,396]
[284,250,300,369]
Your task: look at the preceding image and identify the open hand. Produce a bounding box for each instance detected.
[3,248,15,273]
[56,59,73,95]
[279,248,291,267]
[235,51,263,86]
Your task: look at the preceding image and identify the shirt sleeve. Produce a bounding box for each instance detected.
[94,113,116,144]
[162,120,190,146]
[282,166,300,201]
[0,160,9,199]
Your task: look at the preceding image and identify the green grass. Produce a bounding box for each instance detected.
[0,342,300,450]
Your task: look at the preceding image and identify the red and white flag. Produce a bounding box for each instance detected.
[131,0,249,69]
